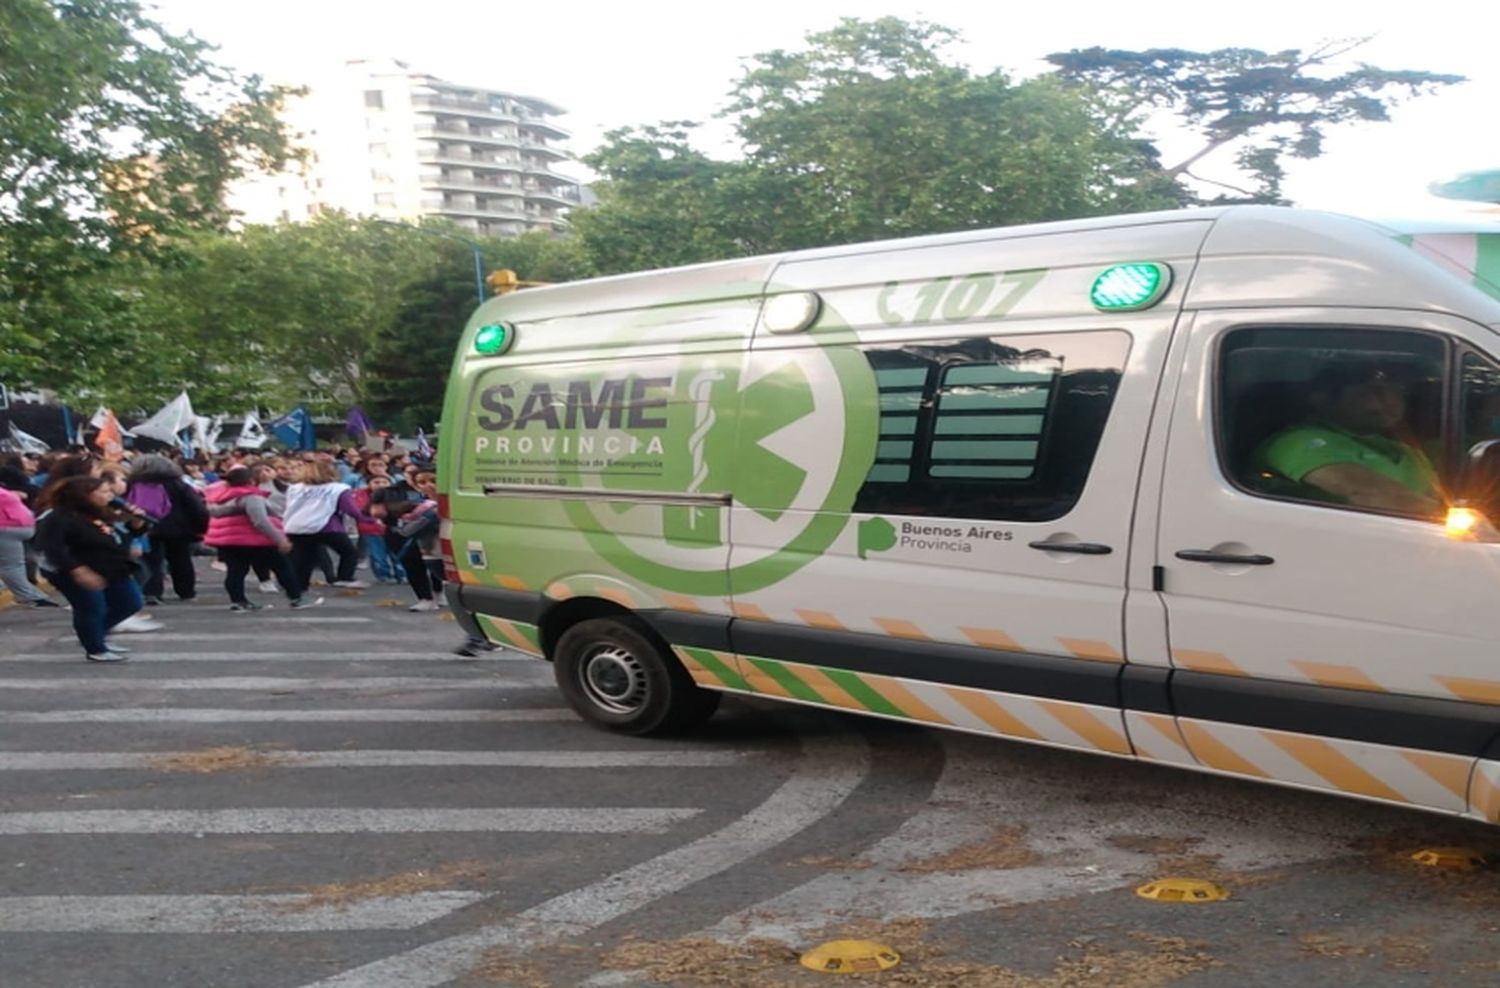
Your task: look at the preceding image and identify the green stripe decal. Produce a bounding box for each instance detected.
[682,647,751,691]
[821,667,905,717]
[1476,235,1500,302]
[748,658,828,704]
[512,621,542,651]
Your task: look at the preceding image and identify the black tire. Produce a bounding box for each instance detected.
[552,616,721,736]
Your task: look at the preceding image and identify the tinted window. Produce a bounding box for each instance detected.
[855,331,1129,522]
[1218,327,1446,517]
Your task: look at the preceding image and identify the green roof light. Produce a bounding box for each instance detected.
[1090,263,1172,311]
[473,323,513,355]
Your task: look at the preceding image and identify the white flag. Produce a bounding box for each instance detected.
[131,392,196,445]
[205,414,225,453]
[5,422,49,454]
[237,410,267,449]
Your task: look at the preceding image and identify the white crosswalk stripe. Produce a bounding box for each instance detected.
[0,893,489,933]
[0,707,578,723]
[0,589,772,969]
[0,807,701,835]
[0,750,750,770]
[0,675,549,691]
[2,652,531,662]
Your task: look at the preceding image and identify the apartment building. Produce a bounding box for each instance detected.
[232,58,581,237]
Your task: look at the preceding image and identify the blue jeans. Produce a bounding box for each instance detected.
[51,570,143,654]
[362,534,404,581]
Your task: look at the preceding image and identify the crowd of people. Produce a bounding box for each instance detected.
[0,444,486,662]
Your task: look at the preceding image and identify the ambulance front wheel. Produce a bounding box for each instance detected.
[553,617,721,736]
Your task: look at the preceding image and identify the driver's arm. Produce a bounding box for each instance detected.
[1302,462,1442,516]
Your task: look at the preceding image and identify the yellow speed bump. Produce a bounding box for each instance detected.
[799,940,901,974]
[1410,847,1490,871]
[1135,878,1229,903]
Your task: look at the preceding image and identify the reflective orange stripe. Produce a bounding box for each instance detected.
[495,575,529,591]
[863,676,950,725]
[1178,722,1270,778]
[1036,700,1130,754]
[598,588,637,609]
[1435,676,1500,705]
[795,609,847,631]
[794,665,870,713]
[1172,650,1248,676]
[1471,770,1500,823]
[960,626,1024,652]
[1291,661,1386,692]
[1399,751,1473,801]
[943,688,1042,740]
[1139,713,1191,757]
[1266,734,1407,803]
[874,618,929,641]
[733,602,771,622]
[660,593,703,613]
[1057,638,1124,664]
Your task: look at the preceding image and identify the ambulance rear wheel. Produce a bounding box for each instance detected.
[553,617,720,736]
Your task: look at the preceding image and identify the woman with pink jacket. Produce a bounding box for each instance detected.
[0,483,61,607]
[203,467,322,612]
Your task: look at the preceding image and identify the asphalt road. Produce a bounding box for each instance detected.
[2,571,1499,987]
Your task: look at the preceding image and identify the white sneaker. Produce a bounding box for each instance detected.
[407,599,439,612]
[290,596,325,609]
[258,581,278,593]
[210,561,228,572]
[86,650,129,662]
[111,614,163,633]
[332,580,370,589]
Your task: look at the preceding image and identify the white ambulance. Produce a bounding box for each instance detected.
[436,206,1500,825]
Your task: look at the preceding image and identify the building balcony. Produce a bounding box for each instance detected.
[411,96,519,124]
[414,126,521,150]
[516,115,570,139]
[432,202,531,222]
[424,175,525,196]
[517,138,570,161]
[521,184,581,205]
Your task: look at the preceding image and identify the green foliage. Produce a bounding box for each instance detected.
[1046,42,1464,203]
[363,231,593,432]
[573,18,1184,275]
[0,0,297,396]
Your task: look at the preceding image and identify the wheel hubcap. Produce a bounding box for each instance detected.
[579,644,648,714]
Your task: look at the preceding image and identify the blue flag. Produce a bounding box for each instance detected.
[270,405,316,450]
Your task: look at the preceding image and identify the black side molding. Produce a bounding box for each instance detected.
[1174,670,1500,757]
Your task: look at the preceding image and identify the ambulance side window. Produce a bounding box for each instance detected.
[1217,327,1446,516]
[853,330,1129,522]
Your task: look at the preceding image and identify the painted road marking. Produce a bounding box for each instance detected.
[0,676,548,691]
[1,652,531,663]
[0,892,487,933]
[0,750,751,771]
[0,708,578,724]
[0,808,700,836]
[303,730,870,988]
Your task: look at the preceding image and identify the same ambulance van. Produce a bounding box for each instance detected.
[435,205,1500,825]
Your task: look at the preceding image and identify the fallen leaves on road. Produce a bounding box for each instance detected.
[898,824,1042,872]
[148,746,291,774]
[286,860,489,912]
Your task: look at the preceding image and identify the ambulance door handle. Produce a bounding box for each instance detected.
[1028,540,1112,555]
[1175,549,1275,566]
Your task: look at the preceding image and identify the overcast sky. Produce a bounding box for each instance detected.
[151,0,1496,216]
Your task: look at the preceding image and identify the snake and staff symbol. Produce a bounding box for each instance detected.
[663,368,725,547]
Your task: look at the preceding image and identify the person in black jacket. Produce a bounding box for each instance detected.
[127,454,209,604]
[34,476,143,662]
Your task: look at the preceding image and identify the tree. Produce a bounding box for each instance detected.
[1046,42,1464,203]
[568,123,750,275]
[363,231,593,431]
[0,0,296,393]
[572,18,1182,275]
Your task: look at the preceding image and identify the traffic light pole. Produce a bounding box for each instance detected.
[374,219,486,303]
